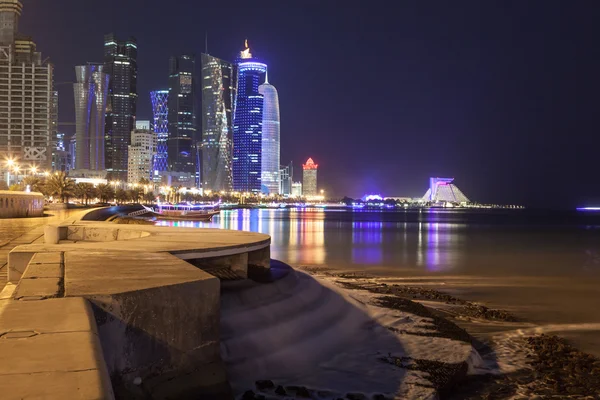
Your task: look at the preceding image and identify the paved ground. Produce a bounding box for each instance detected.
[0,210,78,291]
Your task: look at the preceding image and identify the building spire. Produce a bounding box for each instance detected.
[264,70,269,84]
[240,38,252,59]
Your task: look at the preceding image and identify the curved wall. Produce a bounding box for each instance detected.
[0,190,44,218]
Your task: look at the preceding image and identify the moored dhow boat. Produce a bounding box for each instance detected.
[139,204,220,221]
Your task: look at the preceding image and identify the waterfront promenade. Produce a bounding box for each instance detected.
[0,210,78,292]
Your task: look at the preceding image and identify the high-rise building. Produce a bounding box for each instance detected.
[200,53,234,192]
[150,90,168,175]
[51,132,69,172]
[127,122,156,184]
[73,64,109,171]
[104,33,138,180]
[259,72,280,194]
[279,162,293,196]
[0,0,55,170]
[291,181,302,198]
[0,0,21,46]
[232,40,267,194]
[167,55,197,183]
[302,157,318,197]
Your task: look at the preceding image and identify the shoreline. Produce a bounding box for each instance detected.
[289,267,600,399]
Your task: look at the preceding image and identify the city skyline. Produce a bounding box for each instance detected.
[14,0,600,207]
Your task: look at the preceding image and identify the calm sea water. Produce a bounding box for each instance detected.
[157,208,600,355]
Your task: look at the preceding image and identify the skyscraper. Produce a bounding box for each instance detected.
[279,161,293,196]
[104,33,138,180]
[0,0,55,170]
[259,72,280,194]
[167,55,197,183]
[127,122,157,184]
[0,0,21,46]
[232,40,267,194]
[150,90,168,174]
[201,53,234,192]
[73,64,109,171]
[302,158,318,197]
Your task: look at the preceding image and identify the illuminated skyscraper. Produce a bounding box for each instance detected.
[302,158,318,197]
[127,123,156,184]
[73,64,109,171]
[232,40,266,193]
[259,72,280,194]
[0,0,55,170]
[167,55,197,183]
[150,90,168,174]
[201,53,234,192]
[104,33,138,180]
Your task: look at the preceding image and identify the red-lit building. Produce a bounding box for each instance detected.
[302,157,318,197]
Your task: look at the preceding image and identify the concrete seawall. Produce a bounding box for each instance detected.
[1,208,271,399]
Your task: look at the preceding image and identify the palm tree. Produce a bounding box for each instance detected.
[74,183,87,203]
[115,188,128,204]
[45,172,75,203]
[143,191,155,204]
[173,185,182,203]
[22,176,45,193]
[83,184,97,205]
[96,184,114,203]
[128,187,142,203]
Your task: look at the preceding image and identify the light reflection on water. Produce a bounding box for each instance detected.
[155,208,600,276]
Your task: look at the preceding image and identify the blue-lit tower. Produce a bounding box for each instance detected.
[150,90,168,175]
[232,40,267,193]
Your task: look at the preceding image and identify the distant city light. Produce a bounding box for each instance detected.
[363,194,383,202]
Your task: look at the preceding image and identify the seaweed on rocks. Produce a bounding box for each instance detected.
[525,334,600,397]
[337,280,518,322]
[376,296,472,344]
[380,355,468,394]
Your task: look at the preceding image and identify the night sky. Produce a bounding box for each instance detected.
[20,0,600,208]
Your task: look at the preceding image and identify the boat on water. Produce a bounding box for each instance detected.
[141,203,220,221]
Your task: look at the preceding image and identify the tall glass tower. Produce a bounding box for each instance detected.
[150,90,168,174]
[258,72,280,194]
[103,33,138,180]
[167,55,197,182]
[232,40,266,193]
[73,64,109,171]
[201,53,234,192]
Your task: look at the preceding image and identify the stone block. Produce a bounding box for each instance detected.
[66,225,85,241]
[22,263,62,279]
[116,229,142,240]
[44,225,67,244]
[83,227,118,242]
[7,250,35,283]
[0,297,98,335]
[30,251,63,264]
[64,250,223,398]
[0,298,114,398]
[14,277,60,299]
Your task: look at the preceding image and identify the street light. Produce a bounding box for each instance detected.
[30,166,38,175]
